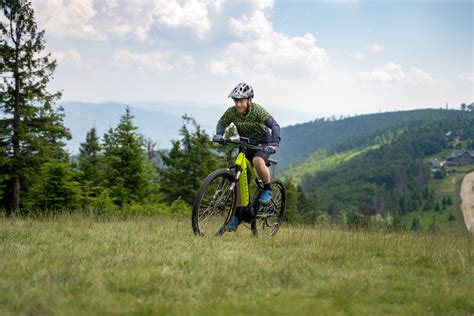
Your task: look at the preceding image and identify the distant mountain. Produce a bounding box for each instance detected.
[61,102,182,154]
[60,100,317,153]
[127,101,318,128]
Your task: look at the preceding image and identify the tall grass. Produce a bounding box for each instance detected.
[0,213,472,315]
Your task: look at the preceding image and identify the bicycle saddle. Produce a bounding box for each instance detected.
[266,159,278,167]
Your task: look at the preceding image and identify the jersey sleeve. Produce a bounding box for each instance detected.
[264,115,281,145]
[216,107,232,135]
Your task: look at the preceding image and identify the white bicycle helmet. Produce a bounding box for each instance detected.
[228,82,254,99]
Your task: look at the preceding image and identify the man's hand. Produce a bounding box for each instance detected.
[212,134,225,143]
[264,145,277,154]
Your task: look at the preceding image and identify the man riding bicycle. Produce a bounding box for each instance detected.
[213,82,281,231]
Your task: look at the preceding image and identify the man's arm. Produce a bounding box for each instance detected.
[264,116,280,145]
[216,113,227,135]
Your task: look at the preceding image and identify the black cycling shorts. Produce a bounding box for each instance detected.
[240,145,271,164]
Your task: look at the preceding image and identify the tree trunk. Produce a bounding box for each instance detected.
[11,23,21,212]
[11,175,20,212]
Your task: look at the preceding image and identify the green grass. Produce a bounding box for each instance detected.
[1,214,473,315]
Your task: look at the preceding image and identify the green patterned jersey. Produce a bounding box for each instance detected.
[216,102,280,144]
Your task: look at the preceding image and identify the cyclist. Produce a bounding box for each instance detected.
[213,82,281,231]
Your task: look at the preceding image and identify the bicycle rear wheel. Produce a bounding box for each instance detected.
[251,178,286,236]
[192,169,237,236]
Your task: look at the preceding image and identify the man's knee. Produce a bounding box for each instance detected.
[253,157,266,168]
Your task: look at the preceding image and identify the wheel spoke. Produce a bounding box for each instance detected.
[193,170,236,236]
[251,180,286,237]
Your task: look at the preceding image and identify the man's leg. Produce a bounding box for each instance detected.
[253,157,270,183]
[253,157,272,204]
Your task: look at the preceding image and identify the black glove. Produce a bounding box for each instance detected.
[212,134,225,143]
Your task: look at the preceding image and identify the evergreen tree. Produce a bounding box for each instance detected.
[428,215,437,232]
[78,127,104,204]
[446,196,453,205]
[24,162,81,210]
[102,107,156,205]
[448,213,456,221]
[78,127,102,185]
[144,136,159,163]
[282,178,299,223]
[441,196,447,206]
[411,216,421,231]
[0,0,70,212]
[159,115,219,204]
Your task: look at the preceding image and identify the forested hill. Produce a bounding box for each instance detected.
[282,112,474,228]
[277,109,469,171]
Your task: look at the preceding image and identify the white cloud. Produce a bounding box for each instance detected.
[362,62,432,84]
[153,0,215,39]
[112,49,194,73]
[458,72,474,83]
[208,7,327,76]
[32,0,102,40]
[207,59,233,75]
[350,51,366,60]
[365,43,384,53]
[32,0,221,41]
[51,49,82,65]
[409,67,432,83]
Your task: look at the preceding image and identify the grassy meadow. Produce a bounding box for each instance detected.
[401,164,473,233]
[1,213,473,315]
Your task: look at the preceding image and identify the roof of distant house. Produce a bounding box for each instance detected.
[447,150,474,158]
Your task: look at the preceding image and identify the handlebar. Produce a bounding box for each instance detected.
[213,137,265,150]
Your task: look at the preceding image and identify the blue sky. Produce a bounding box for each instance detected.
[272,1,471,73]
[31,0,473,118]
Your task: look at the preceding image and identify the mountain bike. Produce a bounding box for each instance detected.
[192,137,286,237]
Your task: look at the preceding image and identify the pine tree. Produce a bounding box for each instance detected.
[78,127,102,185]
[24,162,81,210]
[102,107,156,206]
[428,215,437,232]
[446,196,453,205]
[0,0,71,212]
[411,216,421,231]
[159,115,219,204]
[448,213,456,221]
[282,178,299,223]
[78,127,104,204]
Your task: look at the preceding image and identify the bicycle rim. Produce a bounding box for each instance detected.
[252,179,286,236]
[193,170,236,236]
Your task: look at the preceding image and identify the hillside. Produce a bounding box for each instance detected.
[281,146,379,184]
[401,164,473,233]
[277,109,471,171]
[282,112,474,231]
[1,214,472,315]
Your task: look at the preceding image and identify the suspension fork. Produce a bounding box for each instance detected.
[217,166,241,220]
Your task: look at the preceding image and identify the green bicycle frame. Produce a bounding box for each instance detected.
[234,152,261,207]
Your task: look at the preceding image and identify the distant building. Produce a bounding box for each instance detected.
[427,159,441,172]
[445,131,461,143]
[446,150,474,166]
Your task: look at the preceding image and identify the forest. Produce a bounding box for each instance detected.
[2,0,474,231]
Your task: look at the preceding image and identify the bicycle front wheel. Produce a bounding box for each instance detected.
[251,178,286,237]
[192,169,237,236]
